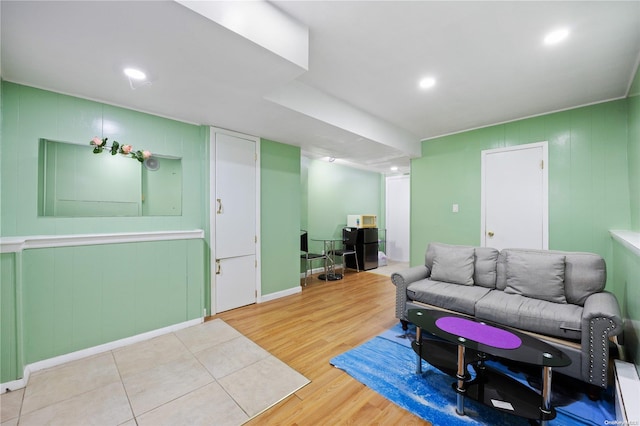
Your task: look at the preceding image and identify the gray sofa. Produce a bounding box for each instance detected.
[392,242,623,390]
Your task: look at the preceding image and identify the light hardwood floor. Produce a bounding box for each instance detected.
[210,271,429,425]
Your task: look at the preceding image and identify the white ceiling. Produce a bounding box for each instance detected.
[2,1,640,175]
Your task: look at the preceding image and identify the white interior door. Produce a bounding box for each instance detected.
[385,175,410,262]
[211,130,258,313]
[215,256,256,313]
[215,134,256,259]
[481,142,548,250]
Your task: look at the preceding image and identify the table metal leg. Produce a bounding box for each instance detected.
[456,344,466,416]
[540,366,553,426]
[323,240,329,277]
[415,326,422,374]
[318,239,342,281]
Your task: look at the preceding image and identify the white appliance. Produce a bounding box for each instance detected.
[347,214,377,228]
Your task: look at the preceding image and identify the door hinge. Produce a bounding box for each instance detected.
[540,160,544,169]
[255,259,257,268]
[255,235,257,243]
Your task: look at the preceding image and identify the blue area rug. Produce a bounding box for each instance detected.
[330,323,616,425]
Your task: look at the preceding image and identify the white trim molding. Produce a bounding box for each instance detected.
[610,230,640,258]
[0,229,205,253]
[614,359,640,424]
[259,285,301,303]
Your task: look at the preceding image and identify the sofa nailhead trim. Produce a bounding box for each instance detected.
[588,318,617,387]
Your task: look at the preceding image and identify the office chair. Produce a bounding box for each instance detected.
[300,230,327,285]
[328,227,359,276]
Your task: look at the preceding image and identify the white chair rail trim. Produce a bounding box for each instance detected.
[0,229,205,253]
[610,230,640,258]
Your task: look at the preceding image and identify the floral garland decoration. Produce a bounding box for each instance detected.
[90,137,151,163]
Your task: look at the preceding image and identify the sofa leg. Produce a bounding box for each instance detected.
[586,384,601,401]
[401,320,409,331]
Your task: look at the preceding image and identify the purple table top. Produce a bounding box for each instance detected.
[435,316,522,350]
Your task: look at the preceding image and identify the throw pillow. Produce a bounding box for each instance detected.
[504,251,567,304]
[430,245,475,285]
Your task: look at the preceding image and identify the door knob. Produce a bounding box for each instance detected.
[216,198,222,214]
[215,259,221,275]
[487,231,495,237]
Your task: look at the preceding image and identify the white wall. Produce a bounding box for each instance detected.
[385,175,410,262]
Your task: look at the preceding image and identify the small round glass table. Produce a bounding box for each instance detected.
[310,237,343,281]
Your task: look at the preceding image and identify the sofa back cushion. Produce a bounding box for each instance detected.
[496,248,606,306]
[474,247,500,288]
[503,251,567,303]
[425,243,498,288]
[428,243,475,285]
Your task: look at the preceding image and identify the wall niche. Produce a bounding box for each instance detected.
[38,139,182,217]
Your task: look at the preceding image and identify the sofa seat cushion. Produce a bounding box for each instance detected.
[475,291,583,340]
[407,279,492,316]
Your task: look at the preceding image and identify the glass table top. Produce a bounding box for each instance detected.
[408,308,571,368]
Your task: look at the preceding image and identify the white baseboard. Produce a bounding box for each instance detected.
[1,317,203,394]
[260,286,301,303]
[1,378,25,393]
[614,359,640,423]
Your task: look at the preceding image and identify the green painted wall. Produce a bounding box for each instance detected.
[1,82,206,236]
[1,82,207,381]
[21,240,204,365]
[1,253,18,383]
[260,139,301,295]
[628,83,640,232]
[304,158,382,255]
[412,99,631,289]
[618,65,640,373]
[301,156,310,231]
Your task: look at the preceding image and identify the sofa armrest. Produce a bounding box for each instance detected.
[580,291,624,387]
[391,265,429,321]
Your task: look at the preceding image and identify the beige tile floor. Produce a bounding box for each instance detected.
[0,319,309,426]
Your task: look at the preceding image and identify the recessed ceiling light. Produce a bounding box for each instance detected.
[418,77,436,90]
[544,28,569,45]
[390,166,398,171]
[123,67,147,81]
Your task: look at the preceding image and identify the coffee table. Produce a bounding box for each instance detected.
[408,308,571,425]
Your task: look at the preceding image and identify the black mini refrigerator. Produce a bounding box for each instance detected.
[345,227,378,270]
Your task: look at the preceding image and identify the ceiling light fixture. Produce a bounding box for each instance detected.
[544,28,569,45]
[123,67,147,81]
[328,157,336,163]
[390,166,398,171]
[122,66,153,90]
[419,77,436,90]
